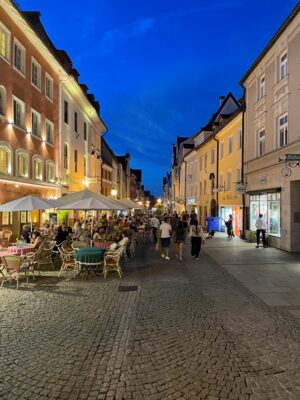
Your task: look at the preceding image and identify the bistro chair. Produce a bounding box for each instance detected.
[103,247,123,279]
[58,246,76,278]
[0,255,30,289]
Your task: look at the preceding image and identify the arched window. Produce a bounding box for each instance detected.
[0,86,6,116]
[32,156,43,181]
[46,160,55,182]
[16,149,29,178]
[0,142,12,175]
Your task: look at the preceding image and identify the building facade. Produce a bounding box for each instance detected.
[241,3,300,251]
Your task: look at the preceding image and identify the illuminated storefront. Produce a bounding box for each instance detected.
[249,191,281,237]
[220,206,243,236]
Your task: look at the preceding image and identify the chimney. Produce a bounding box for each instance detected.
[219,96,225,106]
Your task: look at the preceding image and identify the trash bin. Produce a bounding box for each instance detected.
[205,217,221,232]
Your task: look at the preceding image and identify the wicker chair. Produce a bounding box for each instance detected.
[57,246,76,277]
[103,247,123,279]
[0,255,30,289]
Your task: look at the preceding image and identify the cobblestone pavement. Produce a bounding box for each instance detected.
[0,241,299,400]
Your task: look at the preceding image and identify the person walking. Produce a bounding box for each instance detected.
[159,216,172,260]
[149,214,160,243]
[175,219,186,261]
[225,214,234,238]
[189,219,204,259]
[255,213,267,248]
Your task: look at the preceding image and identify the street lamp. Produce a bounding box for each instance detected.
[157,198,162,204]
[111,189,117,197]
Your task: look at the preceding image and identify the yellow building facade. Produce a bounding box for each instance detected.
[215,111,243,236]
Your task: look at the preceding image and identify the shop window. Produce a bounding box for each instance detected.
[250,193,281,237]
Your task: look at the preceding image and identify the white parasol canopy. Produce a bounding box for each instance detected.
[0,195,58,212]
[57,189,126,210]
[118,198,144,210]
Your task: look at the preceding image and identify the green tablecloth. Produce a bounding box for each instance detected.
[75,247,106,264]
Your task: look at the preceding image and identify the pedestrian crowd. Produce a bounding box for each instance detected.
[149,210,205,261]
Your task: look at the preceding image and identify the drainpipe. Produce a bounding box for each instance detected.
[241,86,246,239]
[213,136,219,216]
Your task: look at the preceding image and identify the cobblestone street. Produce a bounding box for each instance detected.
[0,238,299,400]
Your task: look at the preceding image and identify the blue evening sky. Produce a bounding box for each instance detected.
[18,0,298,195]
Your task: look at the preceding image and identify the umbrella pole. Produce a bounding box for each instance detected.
[90,211,94,247]
[31,211,33,233]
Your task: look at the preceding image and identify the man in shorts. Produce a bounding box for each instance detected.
[159,216,172,260]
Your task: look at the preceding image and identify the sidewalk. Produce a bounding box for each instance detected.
[203,232,300,319]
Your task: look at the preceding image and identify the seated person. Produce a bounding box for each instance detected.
[118,232,129,247]
[31,231,44,250]
[55,226,66,246]
[93,227,106,242]
[21,225,31,243]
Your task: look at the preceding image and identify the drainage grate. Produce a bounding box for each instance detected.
[118,285,138,292]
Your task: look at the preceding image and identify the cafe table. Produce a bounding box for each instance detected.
[7,244,35,255]
[75,247,106,276]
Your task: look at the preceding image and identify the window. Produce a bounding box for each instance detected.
[228,136,233,154]
[204,154,207,169]
[84,156,87,176]
[31,58,41,90]
[84,122,87,140]
[33,158,43,180]
[204,180,207,195]
[258,75,265,99]
[0,86,6,116]
[211,148,215,164]
[0,144,12,174]
[279,52,288,80]
[13,96,25,128]
[63,143,69,169]
[74,112,78,133]
[199,156,202,171]
[64,100,69,124]
[278,114,288,148]
[220,142,224,159]
[74,149,78,172]
[0,22,10,62]
[219,174,224,189]
[13,39,26,76]
[250,193,281,237]
[46,161,55,182]
[45,119,54,144]
[31,109,41,137]
[45,73,53,101]
[227,171,232,191]
[238,128,242,150]
[236,167,241,183]
[257,129,265,156]
[17,150,29,178]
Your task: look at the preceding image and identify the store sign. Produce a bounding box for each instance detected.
[285,154,300,161]
[187,197,196,205]
[236,183,246,194]
[260,176,267,185]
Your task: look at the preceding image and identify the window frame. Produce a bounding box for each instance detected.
[46,160,55,183]
[257,128,266,157]
[12,95,25,129]
[63,143,69,170]
[220,142,224,160]
[32,156,43,181]
[228,135,233,155]
[279,51,288,81]
[258,75,265,99]
[45,118,54,145]
[64,100,69,124]
[74,149,78,173]
[13,38,26,77]
[0,22,11,63]
[0,142,12,175]
[45,73,54,101]
[31,57,41,91]
[31,108,42,138]
[277,113,288,148]
[0,86,6,116]
[16,149,29,178]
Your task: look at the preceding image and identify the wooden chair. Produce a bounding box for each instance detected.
[0,255,30,289]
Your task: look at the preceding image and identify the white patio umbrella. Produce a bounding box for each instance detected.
[119,198,144,210]
[57,193,126,246]
[0,195,59,232]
